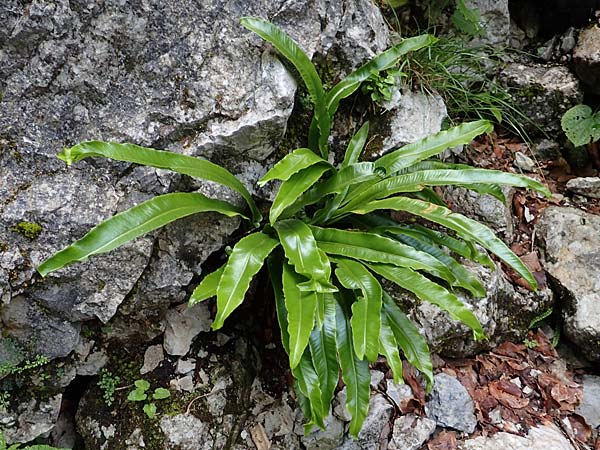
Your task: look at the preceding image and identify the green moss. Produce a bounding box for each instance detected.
[0,242,8,252]
[10,221,42,240]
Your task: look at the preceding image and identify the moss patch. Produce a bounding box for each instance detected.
[10,221,43,240]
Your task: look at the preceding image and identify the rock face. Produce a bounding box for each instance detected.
[535,207,600,361]
[576,374,600,429]
[458,424,575,450]
[566,177,600,199]
[573,25,600,95]
[499,63,582,133]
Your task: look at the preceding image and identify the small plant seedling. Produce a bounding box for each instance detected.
[127,380,171,418]
[98,369,120,407]
[561,104,600,147]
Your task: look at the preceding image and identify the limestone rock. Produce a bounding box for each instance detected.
[388,414,437,450]
[465,0,510,46]
[535,207,600,360]
[458,424,575,450]
[301,414,345,450]
[163,304,212,356]
[426,373,477,433]
[0,395,62,445]
[566,177,600,199]
[576,374,600,429]
[140,344,164,375]
[339,394,394,449]
[499,63,582,133]
[573,25,600,95]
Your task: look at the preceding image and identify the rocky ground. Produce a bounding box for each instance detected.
[1,0,600,449]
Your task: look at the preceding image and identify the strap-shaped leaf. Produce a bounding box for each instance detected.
[352,196,537,289]
[258,148,328,186]
[335,295,370,437]
[369,263,484,340]
[340,168,550,213]
[57,141,261,225]
[334,258,382,361]
[189,265,225,305]
[294,350,326,430]
[283,263,318,369]
[274,219,331,284]
[382,292,433,390]
[268,254,290,354]
[213,232,279,329]
[326,34,437,117]
[38,193,245,277]
[374,120,493,174]
[342,122,370,168]
[270,164,331,224]
[309,293,338,417]
[310,226,455,283]
[241,17,330,158]
[379,312,403,384]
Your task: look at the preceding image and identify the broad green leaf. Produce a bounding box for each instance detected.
[274,219,332,288]
[57,141,261,225]
[258,148,328,186]
[326,34,437,117]
[374,120,493,174]
[310,226,455,283]
[38,192,245,277]
[379,312,403,384]
[188,265,225,305]
[135,379,150,391]
[270,164,331,224]
[282,263,318,369]
[561,104,600,147]
[309,293,339,415]
[127,389,147,402]
[335,295,370,437]
[340,168,550,213]
[342,122,370,168]
[152,388,171,400]
[213,232,279,329]
[352,196,537,289]
[293,350,326,429]
[382,292,433,390]
[143,403,157,418]
[334,259,382,361]
[369,263,484,340]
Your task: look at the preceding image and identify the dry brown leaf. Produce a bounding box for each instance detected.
[428,431,458,450]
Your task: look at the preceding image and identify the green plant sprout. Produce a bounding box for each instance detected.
[97,369,120,407]
[37,17,550,435]
[127,380,171,418]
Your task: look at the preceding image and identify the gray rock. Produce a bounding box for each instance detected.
[140,344,164,375]
[458,424,575,450]
[444,185,514,240]
[533,139,561,161]
[499,63,582,134]
[388,414,436,450]
[76,350,108,376]
[370,370,385,389]
[465,0,510,46]
[0,296,80,359]
[573,26,600,95]
[376,90,447,157]
[333,387,352,422]
[536,207,600,360]
[339,394,394,449]
[175,358,196,376]
[566,177,600,199]
[426,373,477,433]
[301,414,345,450]
[0,395,62,445]
[513,151,537,172]
[577,375,600,429]
[160,414,211,450]
[385,380,413,409]
[163,303,212,356]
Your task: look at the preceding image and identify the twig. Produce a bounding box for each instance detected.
[185,388,224,415]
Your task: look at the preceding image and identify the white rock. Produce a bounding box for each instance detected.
[163,304,212,356]
[388,414,436,450]
[386,380,413,408]
[140,344,164,375]
[458,424,575,450]
[176,358,196,375]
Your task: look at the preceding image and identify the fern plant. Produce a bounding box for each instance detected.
[37,17,550,435]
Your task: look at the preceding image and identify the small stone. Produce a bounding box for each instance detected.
[386,380,413,408]
[176,358,196,375]
[163,304,212,356]
[333,388,352,422]
[370,370,385,389]
[425,373,477,433]
[388,414,436,450]
[576,375,600,429]
[566,177,600,199]
[301,414,344,450]
[250,423,271,450]
[77,351,108,376]
[459,424,575,450]
[140,344,164,375]
[514,152,536,172]
[170,375,194,392]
